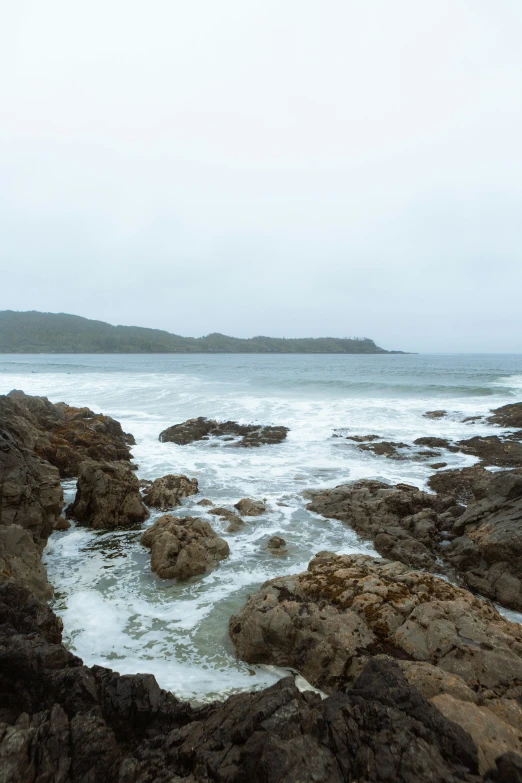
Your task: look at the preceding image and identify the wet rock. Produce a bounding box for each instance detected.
[343,433,380,442]
[234,498,267,516]
[141,515,229,579]
[159,417,289,447]
[65,460,149,530]
[428,465,500,505]
[208,506,237,521]
[358,440,409,458]
[0,579,493,783]
[196,498,213,507]
[7,390,135,478]
[431,462,449,470]
[225,515,244,533]
[424,410,448,419]
[488,402,522,430]
[414,436,456,449]
[230,551,522,768]
[307,479,456,571]
[142,474,198,510]
[267,536,286,551]
[444,472,522,609]
[457,436,522,468]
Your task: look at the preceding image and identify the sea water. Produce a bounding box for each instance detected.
[1,353,522,700]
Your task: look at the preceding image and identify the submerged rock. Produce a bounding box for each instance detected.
[267,535,286,551]
[424,410,448,419]
[159,417,289,447]
[141,515,229,579]
[66,459,149,529]
[358,440,410,458]
[142,474,199,510]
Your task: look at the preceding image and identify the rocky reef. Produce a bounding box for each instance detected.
[159,417,289,447]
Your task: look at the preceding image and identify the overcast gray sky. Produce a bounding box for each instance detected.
[1,0,521,352]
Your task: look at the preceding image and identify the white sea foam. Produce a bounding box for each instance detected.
[2,355,522,699]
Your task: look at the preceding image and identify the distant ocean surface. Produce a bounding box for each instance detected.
[2,353,522,700]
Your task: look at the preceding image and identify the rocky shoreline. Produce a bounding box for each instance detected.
[2,390,522,781]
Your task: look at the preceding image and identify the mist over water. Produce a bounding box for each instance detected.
[2,353,522,700]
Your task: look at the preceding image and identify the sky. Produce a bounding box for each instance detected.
[1,1,522,353]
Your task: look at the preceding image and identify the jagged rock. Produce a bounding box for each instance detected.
[429,466,499,504]
[141,515,229,579]
[5,390,135,478]
[267,536,286,551]
[208,507,237,521]
[225,515,244,533]
[414,436,456,449]
[444,471,522,609]
[230,552,522,768]
[159,417,289,447]
[424,410,448,419]
[488,402,522,430]
[2,581,500,783]
[65,460,148,529]
[307,479,457,571]
[142,474,198,510]
[234,498,266,516]
[457,436,522,468]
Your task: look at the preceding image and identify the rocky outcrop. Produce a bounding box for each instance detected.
[7,581,516,782]
[159,417,289,447]
[5,390,135,478]
[234,498,266,516]
[0,398,64,599]
[308,474,522,610]
[456,435,522,468]
[142,474,199,510]
[230,552,522,772]
[141,515,229,579]
[307,479,458,571]
[488,402,522,430]
[65,460,148,529]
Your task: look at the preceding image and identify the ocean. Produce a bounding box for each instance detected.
[2,352,522,700]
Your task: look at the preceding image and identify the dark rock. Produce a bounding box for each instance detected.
[267,536,286,551]
[488,403,522,430]
[428,465,499,504]
[414,436,455,449]
[66,460,149,529]
[430,462,449,470]
[424,410,448,419]
[456,436,522,468]
[358,440,409,458]
[159,417,289,448]
[142,474,198,510]
[343,433,380,442]
[141,515,229,579]
[196,498,213,507]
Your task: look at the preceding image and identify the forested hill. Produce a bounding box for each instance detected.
[0,311,398,354]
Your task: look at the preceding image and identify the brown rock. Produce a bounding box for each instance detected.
[488,402,522,430]
[457,436,522,468]
[141,515,229,579]
[159,417,289,447]
[432,694,522,774]
[234,498,267,516]
[142,474,198,510]
[65,460,149,530]
[267,536,286,551]
[424,410,448,419]
[429,465,498,504]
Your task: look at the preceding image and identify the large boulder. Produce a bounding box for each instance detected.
[234,498,267,516]
[142,474,198,510]
[229,552,522,771]
[141,515,229,579]
[159,417,289,447]
[7,390,135,478]
[66,460,148,529]
[428,465,500,505]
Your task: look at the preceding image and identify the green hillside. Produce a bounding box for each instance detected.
[0,311,397,354]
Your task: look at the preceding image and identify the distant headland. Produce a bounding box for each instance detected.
[0,311,406,354]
